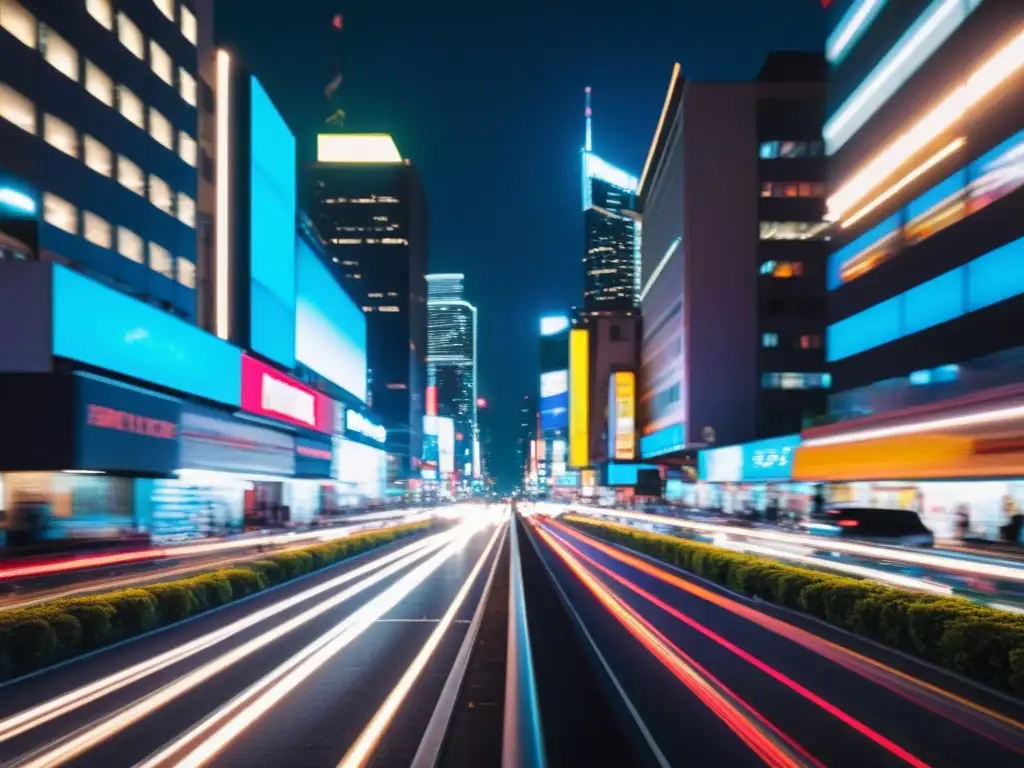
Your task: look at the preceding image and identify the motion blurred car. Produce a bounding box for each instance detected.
[816,505,935,547]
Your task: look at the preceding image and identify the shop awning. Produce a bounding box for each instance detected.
[793,385,1024,482]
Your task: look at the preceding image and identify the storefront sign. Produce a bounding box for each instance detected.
[698,434,801,483]
[75,373,181,473]
[608,371,636,461]
[295,436,333,478]
[240,354,333,433]
[346,409,387,444]
[180,406,295,475]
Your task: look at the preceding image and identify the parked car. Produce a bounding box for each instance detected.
[817,505,935,547]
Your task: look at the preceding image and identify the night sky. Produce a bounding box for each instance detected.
[216,0,825,490]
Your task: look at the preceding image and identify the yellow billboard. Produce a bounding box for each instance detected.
[610,371,636,461]
[569,328,589,468]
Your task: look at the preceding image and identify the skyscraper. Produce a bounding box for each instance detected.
[582,88,641,312]
[426,273,477,481]
[303,133,428,487]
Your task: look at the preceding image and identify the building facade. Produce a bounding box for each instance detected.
[582,88,641,313]
[303,134,428,485]
[0,0,211,320]
[824,0,1024,419]
[426,273,477,482]
[637,53,829,462]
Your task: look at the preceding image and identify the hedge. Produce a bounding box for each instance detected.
[0,521,429,682]
[564,516,1024,696]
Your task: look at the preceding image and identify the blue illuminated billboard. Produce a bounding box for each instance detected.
[53,266,241,406]
[296,237,367,401]
[540,392,568,432]
[697,434,801,483]
[249,76,296,367]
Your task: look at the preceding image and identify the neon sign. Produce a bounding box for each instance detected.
[240,354,334,433]
[87,405,177,439]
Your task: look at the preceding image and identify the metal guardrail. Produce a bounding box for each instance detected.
[502,513,546,768]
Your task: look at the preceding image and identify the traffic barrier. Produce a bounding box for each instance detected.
[565,516,1024,696]
[0,521,430,682]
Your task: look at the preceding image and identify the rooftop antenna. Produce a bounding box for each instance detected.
[584,86,593,152]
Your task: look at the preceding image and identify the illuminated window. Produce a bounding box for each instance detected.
[43,114,77,158]
[148,174,173,214]
[117,226,144,263]
[43,193,77,234]
[800,334,822,349]
[367,292,384,298]
[117,12,144,59]
[86,0,113,30]
[178,131,197,166]
[761,372,831,389]
[362,306,375,312]
[760,181,826,198]
[148,107,173,150]
[759,221,829,241]
[378,306,400,312]
[83,211,112,248]
[148,242,173,277]
[177,191,195,227]
[179,67,197,106]
[759,141,822,159]
[84,136,112,177]
[118,86,144,129]
[759,260,803,278]
[0,82,36,134]
[177,256,196,288]
[150,40,173,86]
[41,27,78,81]
[180,5,197,44]
[762,333,779,348]
[152,0,174,22]
[117,155,145,195]
[84,61,113,106]
[1,0,37,48]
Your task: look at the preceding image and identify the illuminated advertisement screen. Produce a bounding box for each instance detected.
[605,463,659,487]
[249,76,296,367]
[240,354,334,433]
[437,416,455,475]
[296,238,367,402]
[742,434,800,482]
[569,328,589,468]
[608,371,636,461]
[53,266,241,406]
[540,368,569,432]
[699,445,743,483]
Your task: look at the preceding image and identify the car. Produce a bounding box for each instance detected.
[817,505,935,547]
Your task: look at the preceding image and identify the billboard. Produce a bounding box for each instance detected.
[608,371,636,461]
[540,315,569,336]
[53,266,241,406]
[437,416,455,475]
[697,434,801,483]
[249,76,296,368]
[75,373,180,474]
[540,369,569,433]
[240,354,334,433]
[569,328,589,468]
[295,436,333,478]
[296,238,367,401]
[180,406,295,476]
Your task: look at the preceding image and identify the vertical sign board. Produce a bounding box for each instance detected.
[569,328,589,468]
[609,371,636,461]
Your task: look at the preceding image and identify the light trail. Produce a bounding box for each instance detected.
[548,519,1024,752]
[138,520,492,768]
[543,522,931,768]
[564,506,1024,582]
[337,521,506,767]
[0,510,434,583]
[533,524,812,768]
[1,529,459,761]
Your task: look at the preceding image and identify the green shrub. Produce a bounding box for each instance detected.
[0,519,429,682]
[566,515,1024,695]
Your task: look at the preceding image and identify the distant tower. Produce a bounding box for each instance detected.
[584,86,593,152]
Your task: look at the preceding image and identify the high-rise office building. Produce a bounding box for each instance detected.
[823,0,1024,419]
[581,88,641,312]
[637,53,828,462]
[303,133,428,485]
[516,393,536,488]
[0,0,213,320]
[426,272,477,480]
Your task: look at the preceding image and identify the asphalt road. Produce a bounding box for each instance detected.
[0,516,505,768]
[526,516,1024,768]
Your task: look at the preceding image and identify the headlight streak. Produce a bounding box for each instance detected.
[570,507,1024,582]
[139,521,486,768]
[543,522,930,768]
[549,520,1024,753]
[337,521,506,767]
[7,530,461,768]
[532,523,812,768]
